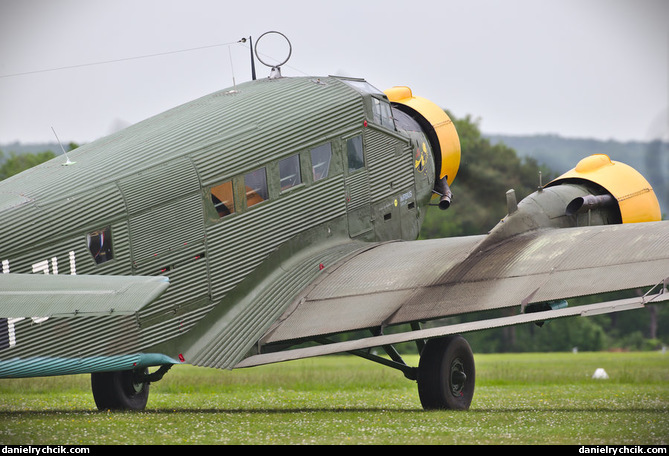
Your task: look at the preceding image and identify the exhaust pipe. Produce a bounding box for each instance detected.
[566,194,615,216]
[434,176,453,210]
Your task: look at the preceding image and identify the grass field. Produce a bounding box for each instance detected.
[0,351,667,445]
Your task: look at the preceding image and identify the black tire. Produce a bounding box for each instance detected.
[91,369,150,411]
[417,335,475,410]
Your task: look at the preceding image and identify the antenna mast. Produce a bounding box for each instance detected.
[239,36,257,80]
[51,127,75,166]
[249,36,256,80]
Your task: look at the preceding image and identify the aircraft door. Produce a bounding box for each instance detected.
[369,141,416,242]
[119,158,210,321]
[343,134,373,239]
[365,129,417,242]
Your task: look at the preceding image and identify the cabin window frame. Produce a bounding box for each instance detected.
[87,226,114,265]
[345,134,365,174]
[244,167,269,209]
[210,179,236,218]
[310,142,333,182]
[278,154,303,193]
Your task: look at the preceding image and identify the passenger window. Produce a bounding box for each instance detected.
[245,167,268,207]
[88,227,113,264]
[311,143,332,181]
[346,135,364,172]
[211,180,235,217]
[372,98,395,130]
[279,154,302,191]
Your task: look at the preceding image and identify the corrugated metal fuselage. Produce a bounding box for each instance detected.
[0,76,435,376]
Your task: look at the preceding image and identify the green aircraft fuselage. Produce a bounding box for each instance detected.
[0,73,659,379]
[2,71,666,413]
[0,76,442,375]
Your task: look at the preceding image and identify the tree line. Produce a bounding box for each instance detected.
[0,149,56,180]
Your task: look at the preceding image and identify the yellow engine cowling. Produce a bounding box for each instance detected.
[384,86,461,187]
[546,154,661,224]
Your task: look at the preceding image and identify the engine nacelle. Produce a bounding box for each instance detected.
[480,154,662,249]
[384,86,461,210]
[546,153,661,224]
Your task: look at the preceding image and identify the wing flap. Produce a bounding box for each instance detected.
[0,273,169,318]
[262,221,669,344]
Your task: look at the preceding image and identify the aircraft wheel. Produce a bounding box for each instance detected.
[91,369,150,411]
[417,335,475,410]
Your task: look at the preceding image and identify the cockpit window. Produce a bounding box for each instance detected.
[372,98,395,130]
[279,154,302,191]
[310,143,332,181]
[245,167,268,207]
[338,78,385,96]
[393,109,423,133]
[211,180,235,217]
[88,227,113,264]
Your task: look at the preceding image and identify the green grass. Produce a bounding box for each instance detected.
[0,352,667,445]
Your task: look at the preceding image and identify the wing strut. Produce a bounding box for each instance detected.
[236,280,669,369]
[313,333,419,380]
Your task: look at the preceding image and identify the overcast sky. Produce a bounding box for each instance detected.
[0,0,667,145]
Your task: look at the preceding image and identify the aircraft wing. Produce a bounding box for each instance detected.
[250,221,669,362]
[0,273,169,318]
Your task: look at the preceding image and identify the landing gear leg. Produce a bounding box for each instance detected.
[91,368,150,411]
[417,335,475,410]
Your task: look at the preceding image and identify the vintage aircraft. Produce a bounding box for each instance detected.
[1,37,668,411]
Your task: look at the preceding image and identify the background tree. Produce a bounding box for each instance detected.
[0,150,56,180]
[420,113,554,239]
[0,143,78,180]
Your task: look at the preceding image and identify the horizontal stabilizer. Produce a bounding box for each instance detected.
[0,273,169,318]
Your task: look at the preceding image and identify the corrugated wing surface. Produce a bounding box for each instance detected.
[263,221,669,343]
